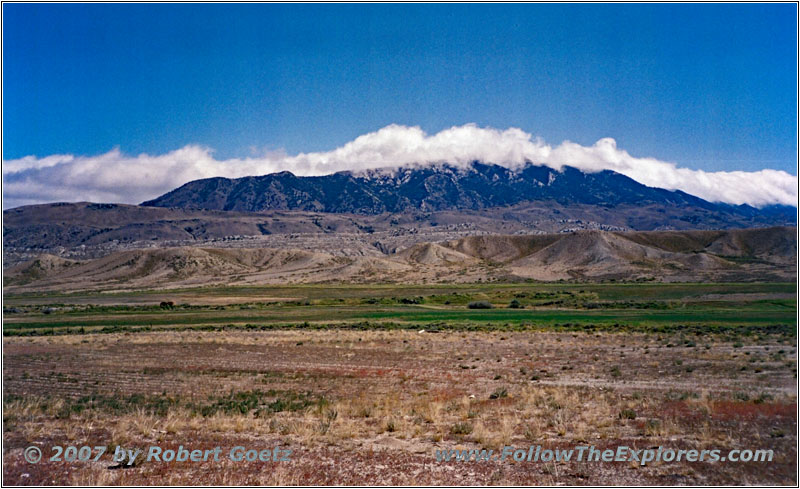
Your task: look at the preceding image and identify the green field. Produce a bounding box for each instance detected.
[3,282,796,337]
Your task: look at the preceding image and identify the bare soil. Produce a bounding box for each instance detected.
[3,329,796,485]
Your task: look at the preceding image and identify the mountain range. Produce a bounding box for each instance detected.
[142,162,795,221]
[3,162,796,285]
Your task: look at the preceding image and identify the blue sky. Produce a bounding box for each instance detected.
[3,3,797,174]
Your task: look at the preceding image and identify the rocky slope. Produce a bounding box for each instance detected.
[5,227,795,292]
[142,163,795,226]
[4,198,795,269]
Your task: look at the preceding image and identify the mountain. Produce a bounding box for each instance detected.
[5,227,795,292]
[4,163,794,268]
[144,162,759,214]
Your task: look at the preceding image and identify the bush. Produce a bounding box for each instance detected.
[468,301,493,309]
[508,299,522,309]
[451,422,473,435]
[489,387,508,399]
[399,297,423,304]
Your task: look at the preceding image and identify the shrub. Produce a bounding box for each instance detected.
[468,301,493,309]
[619,409,637,420]
[770,429,785,438]
[754,392,773,404]
[489,387,508,399]
[508,299,522,309]
[451,422,473,435]
[399,297,423,304]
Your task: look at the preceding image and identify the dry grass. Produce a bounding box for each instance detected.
[3,329,796,485]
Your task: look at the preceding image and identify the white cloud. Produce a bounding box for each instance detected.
[3,124,796,209]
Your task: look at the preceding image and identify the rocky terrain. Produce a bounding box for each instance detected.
[5,227,795,292]
[4,163,795,286]
[142,163,795,223]
[4,198,796,267]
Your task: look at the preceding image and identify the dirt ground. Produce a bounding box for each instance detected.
[3,329,796,485]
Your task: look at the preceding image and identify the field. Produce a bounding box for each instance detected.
[3,282,797,485]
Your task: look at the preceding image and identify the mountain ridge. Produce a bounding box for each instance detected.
[142,162,790,217]
[4,163,795,269]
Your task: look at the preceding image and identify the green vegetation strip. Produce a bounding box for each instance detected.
[4,303,795,330]
[5,282,795,304]
[4,282,795,336]
[3,320,794,339]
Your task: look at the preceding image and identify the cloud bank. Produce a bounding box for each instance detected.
[3,124,796,209]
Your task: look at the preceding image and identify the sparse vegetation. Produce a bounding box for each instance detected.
[451,422,473,435]
[489,387,508,399]
[2,283,796,485]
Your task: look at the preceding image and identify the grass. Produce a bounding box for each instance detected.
[3,325,797,485]
[3,305,792,329]
[4,389,326,420]
[3,282,796,336]
[3,319,795,339]
[5,281,794,303]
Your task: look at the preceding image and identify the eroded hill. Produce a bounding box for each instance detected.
[4,200,796,268]
[5,227,795,292]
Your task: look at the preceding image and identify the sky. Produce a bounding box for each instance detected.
[3,3,798,209]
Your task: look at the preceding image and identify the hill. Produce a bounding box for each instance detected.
[5,227,794,292]
[6,199,795,269]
